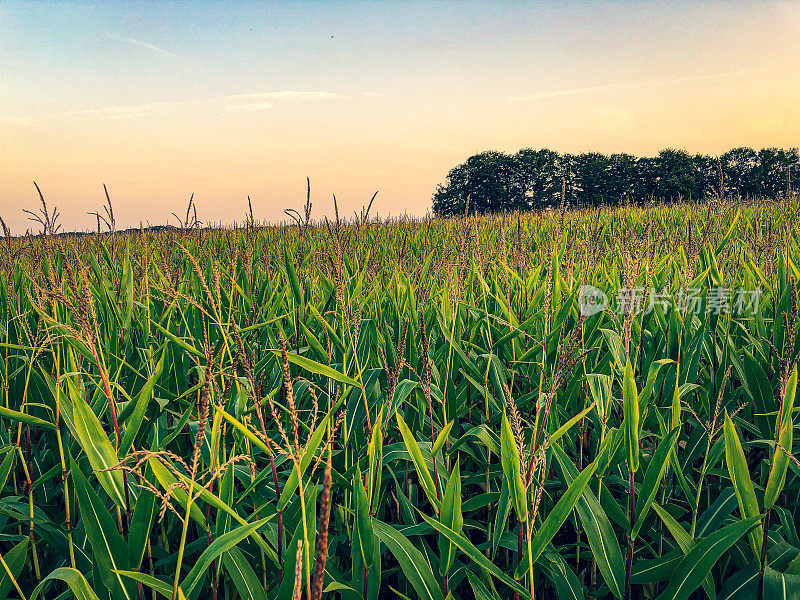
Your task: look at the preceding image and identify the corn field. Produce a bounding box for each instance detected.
[0,198,799,600]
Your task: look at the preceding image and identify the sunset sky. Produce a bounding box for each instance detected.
[1,1,799,232]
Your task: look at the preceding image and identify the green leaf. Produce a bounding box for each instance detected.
[216,405,272,455]
[115,571,172,598]
[515,460,597,579]
[372,518,445,600]
[632,428,680,539]
[432,420,454,457]
[283,246,303,307]
[587,374,611,418]
[0,449,15,491]
[119,350,165,456]
[30,567,102,600]
[0,405,55,429]
[368,409,384,512]
[181,518,269,598]
[500,411,527,523]
[223,548,269,600]
[724,413,763,560]
[550,401,596,445]
[147,457,208,530]
[623,358,640,472]
[654,517,761,600]
[354,468,375,568]
[418,511,528,597]
[552,444,624,599]
[651,504,716,598]
[465,569,502,600]
[0,538,28,600]
[276,351,360,388]
[277,408,332,511]
[765,365,797,510]
[438,458,463,577]
[541,552,585,600]
[127,473,156,569]
[71,455,135,600]
[166,464,279,567]
[71,384,128,508]
[396,413,440,510]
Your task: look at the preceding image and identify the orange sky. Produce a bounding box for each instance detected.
[1,1,799,232]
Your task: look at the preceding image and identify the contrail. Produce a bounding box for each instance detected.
[510,70,751,102]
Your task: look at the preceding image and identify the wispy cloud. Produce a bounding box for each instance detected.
[224,101,275,114]
[226,91,344,101]
[106,33,230,88]
[65,100,193,119]
[0,116,34,126]
[510,71,751,102]
[107,34,180,59]
[221,91,343,112]
[62,90,347,119]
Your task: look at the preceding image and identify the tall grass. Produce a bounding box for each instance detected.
[0,197,798,600]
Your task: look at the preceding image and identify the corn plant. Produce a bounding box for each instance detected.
[0,197,798,600]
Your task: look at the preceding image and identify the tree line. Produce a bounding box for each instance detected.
[431,147,799,216]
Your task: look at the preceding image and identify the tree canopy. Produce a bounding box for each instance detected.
[432,146,799,216]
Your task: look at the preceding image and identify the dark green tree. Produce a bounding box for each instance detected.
[653,148,699,200]
[513,148,562,209]
[431,146,798,216]
[720,147,759,197]
[574,152,611,207]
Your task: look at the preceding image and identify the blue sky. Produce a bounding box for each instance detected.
[1,1,798,230]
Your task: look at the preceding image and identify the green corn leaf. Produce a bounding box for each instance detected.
[724,413,763,560]
[492,476,512,559]
[216,464,235,539]
[277,408,334,511]
[0,405,55,429]
[115,571,173,598]
[587,374,611,418]
[368,408,384,512]
[550,401,596,445]
[283,246,303,307]
[654,516,761,600]
[465,569,502,600]
[764,365,797,510]
[651,504,716,598]
[30,567,103,600]
[223,548,269,600]
[181,517,270,599]
[119,349,165,456]
[71,384,129,509]
[70,455,135,600]
[632,428,680,539]
[541,552,585,600]
[500,410,527,523]
[432,420,454,456]
[147,456,208,529]
[438,458,463,577]
[127,469,156,569]
[418,511,528,597]
[373,518,444,600]
[396,413,440,510]
[515,460,597,579]
[0,538,28,600]
[623,358,640,472]
[0,449,16,491]
[276,351,360,388]
[354,468,375,568]
[552,444,625,599]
